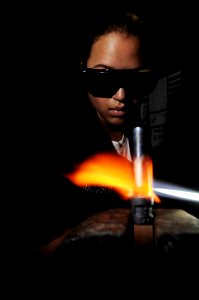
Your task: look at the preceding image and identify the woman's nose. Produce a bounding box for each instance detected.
[112,87,126,101]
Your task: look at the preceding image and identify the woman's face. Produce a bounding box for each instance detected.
[87,32,142,127]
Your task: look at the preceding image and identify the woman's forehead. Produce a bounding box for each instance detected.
[88,32,141,69]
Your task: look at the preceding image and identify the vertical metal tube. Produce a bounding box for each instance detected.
[131,126,154,225]
[132,126,145,158]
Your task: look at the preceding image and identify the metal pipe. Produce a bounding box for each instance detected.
[131,126,154,224]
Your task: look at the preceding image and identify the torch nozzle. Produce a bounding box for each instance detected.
[131,198,154,224]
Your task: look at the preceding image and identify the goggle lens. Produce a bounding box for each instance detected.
[82,68,158,98]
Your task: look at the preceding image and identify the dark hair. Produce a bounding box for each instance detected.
[80,10,152,69]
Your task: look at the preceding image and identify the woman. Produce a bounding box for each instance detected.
[78,11,156,160]
[33,10,158,255]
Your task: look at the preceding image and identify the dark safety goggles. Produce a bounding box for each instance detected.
[81,68,158,98]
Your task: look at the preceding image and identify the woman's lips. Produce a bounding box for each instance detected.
[109,108,126,117]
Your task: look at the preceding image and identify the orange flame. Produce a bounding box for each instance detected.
[65,152,160,202]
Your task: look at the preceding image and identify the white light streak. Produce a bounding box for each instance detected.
[153,179,199,202]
